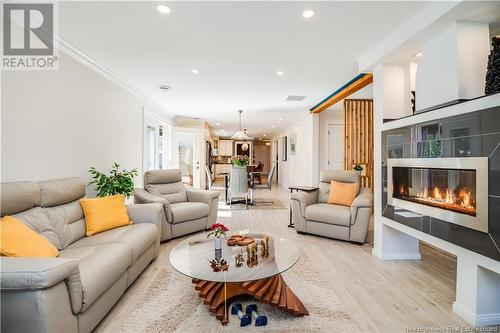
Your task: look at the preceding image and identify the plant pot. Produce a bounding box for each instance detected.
[214,237,222,260]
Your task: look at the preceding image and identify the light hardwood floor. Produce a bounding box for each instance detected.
[95,184,467,332]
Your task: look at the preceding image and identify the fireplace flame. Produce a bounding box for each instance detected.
[404,185,476,216]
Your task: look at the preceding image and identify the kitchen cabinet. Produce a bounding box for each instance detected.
[219,140,233,156]
[212,137,219,156]
[214,164,232,179]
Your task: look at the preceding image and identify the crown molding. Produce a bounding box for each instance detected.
[56,36,173,120]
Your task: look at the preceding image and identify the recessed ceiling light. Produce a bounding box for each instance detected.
[263,134,267,137]
[272,125,276,128]
[302,10,314,18]
[191,69,199,74]
[278,118,283,121]
[215,122,221,126]
[157,5,171,14]
[413,51,422,57]
[276,71,284,76]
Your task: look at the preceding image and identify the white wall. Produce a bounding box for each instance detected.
[1,51,170,191]
[274,113,319,189]
[415,21,490,111]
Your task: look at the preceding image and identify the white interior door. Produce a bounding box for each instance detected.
[327,124,343,170]
[172,127,201,188]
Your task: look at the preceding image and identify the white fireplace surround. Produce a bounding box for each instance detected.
[387,157,489,233]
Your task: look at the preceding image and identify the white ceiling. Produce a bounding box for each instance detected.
[59,1,427,137]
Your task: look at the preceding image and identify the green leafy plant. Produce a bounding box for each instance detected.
[231,155,250,167]
[88,162,138,198]
[423,134,442,158]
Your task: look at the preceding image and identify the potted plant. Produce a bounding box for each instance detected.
[231,155,250,168]
[353,164,363,176]
[88,162,138,197]
[207,222,228,260]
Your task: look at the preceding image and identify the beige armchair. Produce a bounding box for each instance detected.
[134,169,220,241]
[290,170,373,243]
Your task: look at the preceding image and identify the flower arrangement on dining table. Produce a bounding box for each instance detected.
[231,154,250,167]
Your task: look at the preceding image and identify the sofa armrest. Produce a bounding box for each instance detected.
[185,186,219,203]
[127,203,164,226]
[351,188,373,208]
[0,257,83,314]
[290,190,318,217]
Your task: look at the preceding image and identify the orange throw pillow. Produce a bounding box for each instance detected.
[1,216,59,257]
[327,181,357,206]
[80,195,132,236]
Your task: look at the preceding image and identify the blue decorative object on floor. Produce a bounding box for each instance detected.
[246,304,268,326]
[231,303,252,327]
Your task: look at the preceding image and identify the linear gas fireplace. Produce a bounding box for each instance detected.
[387,157,489,233]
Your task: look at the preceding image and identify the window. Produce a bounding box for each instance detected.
[143,112,171,172]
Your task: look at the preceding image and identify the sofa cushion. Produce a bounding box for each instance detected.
[43,200,86,248]
[13,207,66,249]
[1,216,59,257]
[1,181,40,217]
[39,178,86,208]
[80,195,132,236]
[170,202,209,224]
[66,224,157,263]
[305,203,351,227]
[59,243,131,311]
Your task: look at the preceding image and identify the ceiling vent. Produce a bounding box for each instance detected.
[286,95,306,101]
[158,84,172,92]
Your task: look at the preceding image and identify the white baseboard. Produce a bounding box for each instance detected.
[372,248,421,260]
[453,302,500,326]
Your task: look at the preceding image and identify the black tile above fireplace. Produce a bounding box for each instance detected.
[381,104,500,262]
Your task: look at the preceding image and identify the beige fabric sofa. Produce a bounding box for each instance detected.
[134,169,220,241]
[0,178,162,333]
[290,170,373,243]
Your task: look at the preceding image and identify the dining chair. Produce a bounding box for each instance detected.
[251,165,276,205]
[229,167,250,208]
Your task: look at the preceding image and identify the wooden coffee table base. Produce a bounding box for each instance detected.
[192,274,308,325]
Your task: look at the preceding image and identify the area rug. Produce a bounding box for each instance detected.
[212,190,288,211]
[119,249,356,332]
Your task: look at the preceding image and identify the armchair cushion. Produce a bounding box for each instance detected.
[0,257,83,314]
[305,203,351,227]
[147,183,187,204]
[170,202,209,224]
[327,181,357,206]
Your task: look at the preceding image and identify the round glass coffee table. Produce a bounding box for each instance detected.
[169,231,308,325]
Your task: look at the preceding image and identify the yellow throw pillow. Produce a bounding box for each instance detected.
[1,216,59,257]
[80,195,132,236]
[327,181,358,206]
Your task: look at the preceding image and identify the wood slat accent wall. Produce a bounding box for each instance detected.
[344,99,374,189]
